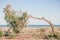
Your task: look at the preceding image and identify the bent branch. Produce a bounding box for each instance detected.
[29,15,54,32]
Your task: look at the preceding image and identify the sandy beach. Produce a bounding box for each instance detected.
[0,26,60,40]
[0,27,60,33]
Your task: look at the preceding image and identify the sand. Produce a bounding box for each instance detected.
[0,27,60,40]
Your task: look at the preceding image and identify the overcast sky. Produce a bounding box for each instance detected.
[0,0,60,25]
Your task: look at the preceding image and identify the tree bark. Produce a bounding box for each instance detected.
[42,18,54,33]
[29,15,54,33]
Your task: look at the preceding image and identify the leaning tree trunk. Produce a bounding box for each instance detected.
[42,18,54,33]
[29,15,54,33]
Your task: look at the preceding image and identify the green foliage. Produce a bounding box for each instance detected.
[4,5,28,34]
[31,28,60,39]
[45,32,60,40]
[0,29,3,37]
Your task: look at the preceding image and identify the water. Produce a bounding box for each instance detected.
[0,25,8,27]
[0,25,60,28]
[29,25,60,28]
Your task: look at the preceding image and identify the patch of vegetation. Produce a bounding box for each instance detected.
[4,31,15,38]
[45,32,60,40]
[31,28,46,39]
[0,29,3,37]
[31,28,60,40]
[4,5,29,34]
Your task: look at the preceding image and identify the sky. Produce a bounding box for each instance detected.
[0,0,60,25]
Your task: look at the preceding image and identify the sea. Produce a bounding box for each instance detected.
[0,25,60,28]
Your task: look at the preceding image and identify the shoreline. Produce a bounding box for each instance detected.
[0,26,60,32]
[0,26,60,40]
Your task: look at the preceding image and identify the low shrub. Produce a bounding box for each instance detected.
[0,29,3,37]
[45,32,60,40]
[4,31,15,38]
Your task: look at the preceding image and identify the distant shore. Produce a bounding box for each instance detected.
[0,26,60,32]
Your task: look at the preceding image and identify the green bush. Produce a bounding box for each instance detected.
[45,32,60,40]
[4,5,28,34]
[0,29,3,37]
